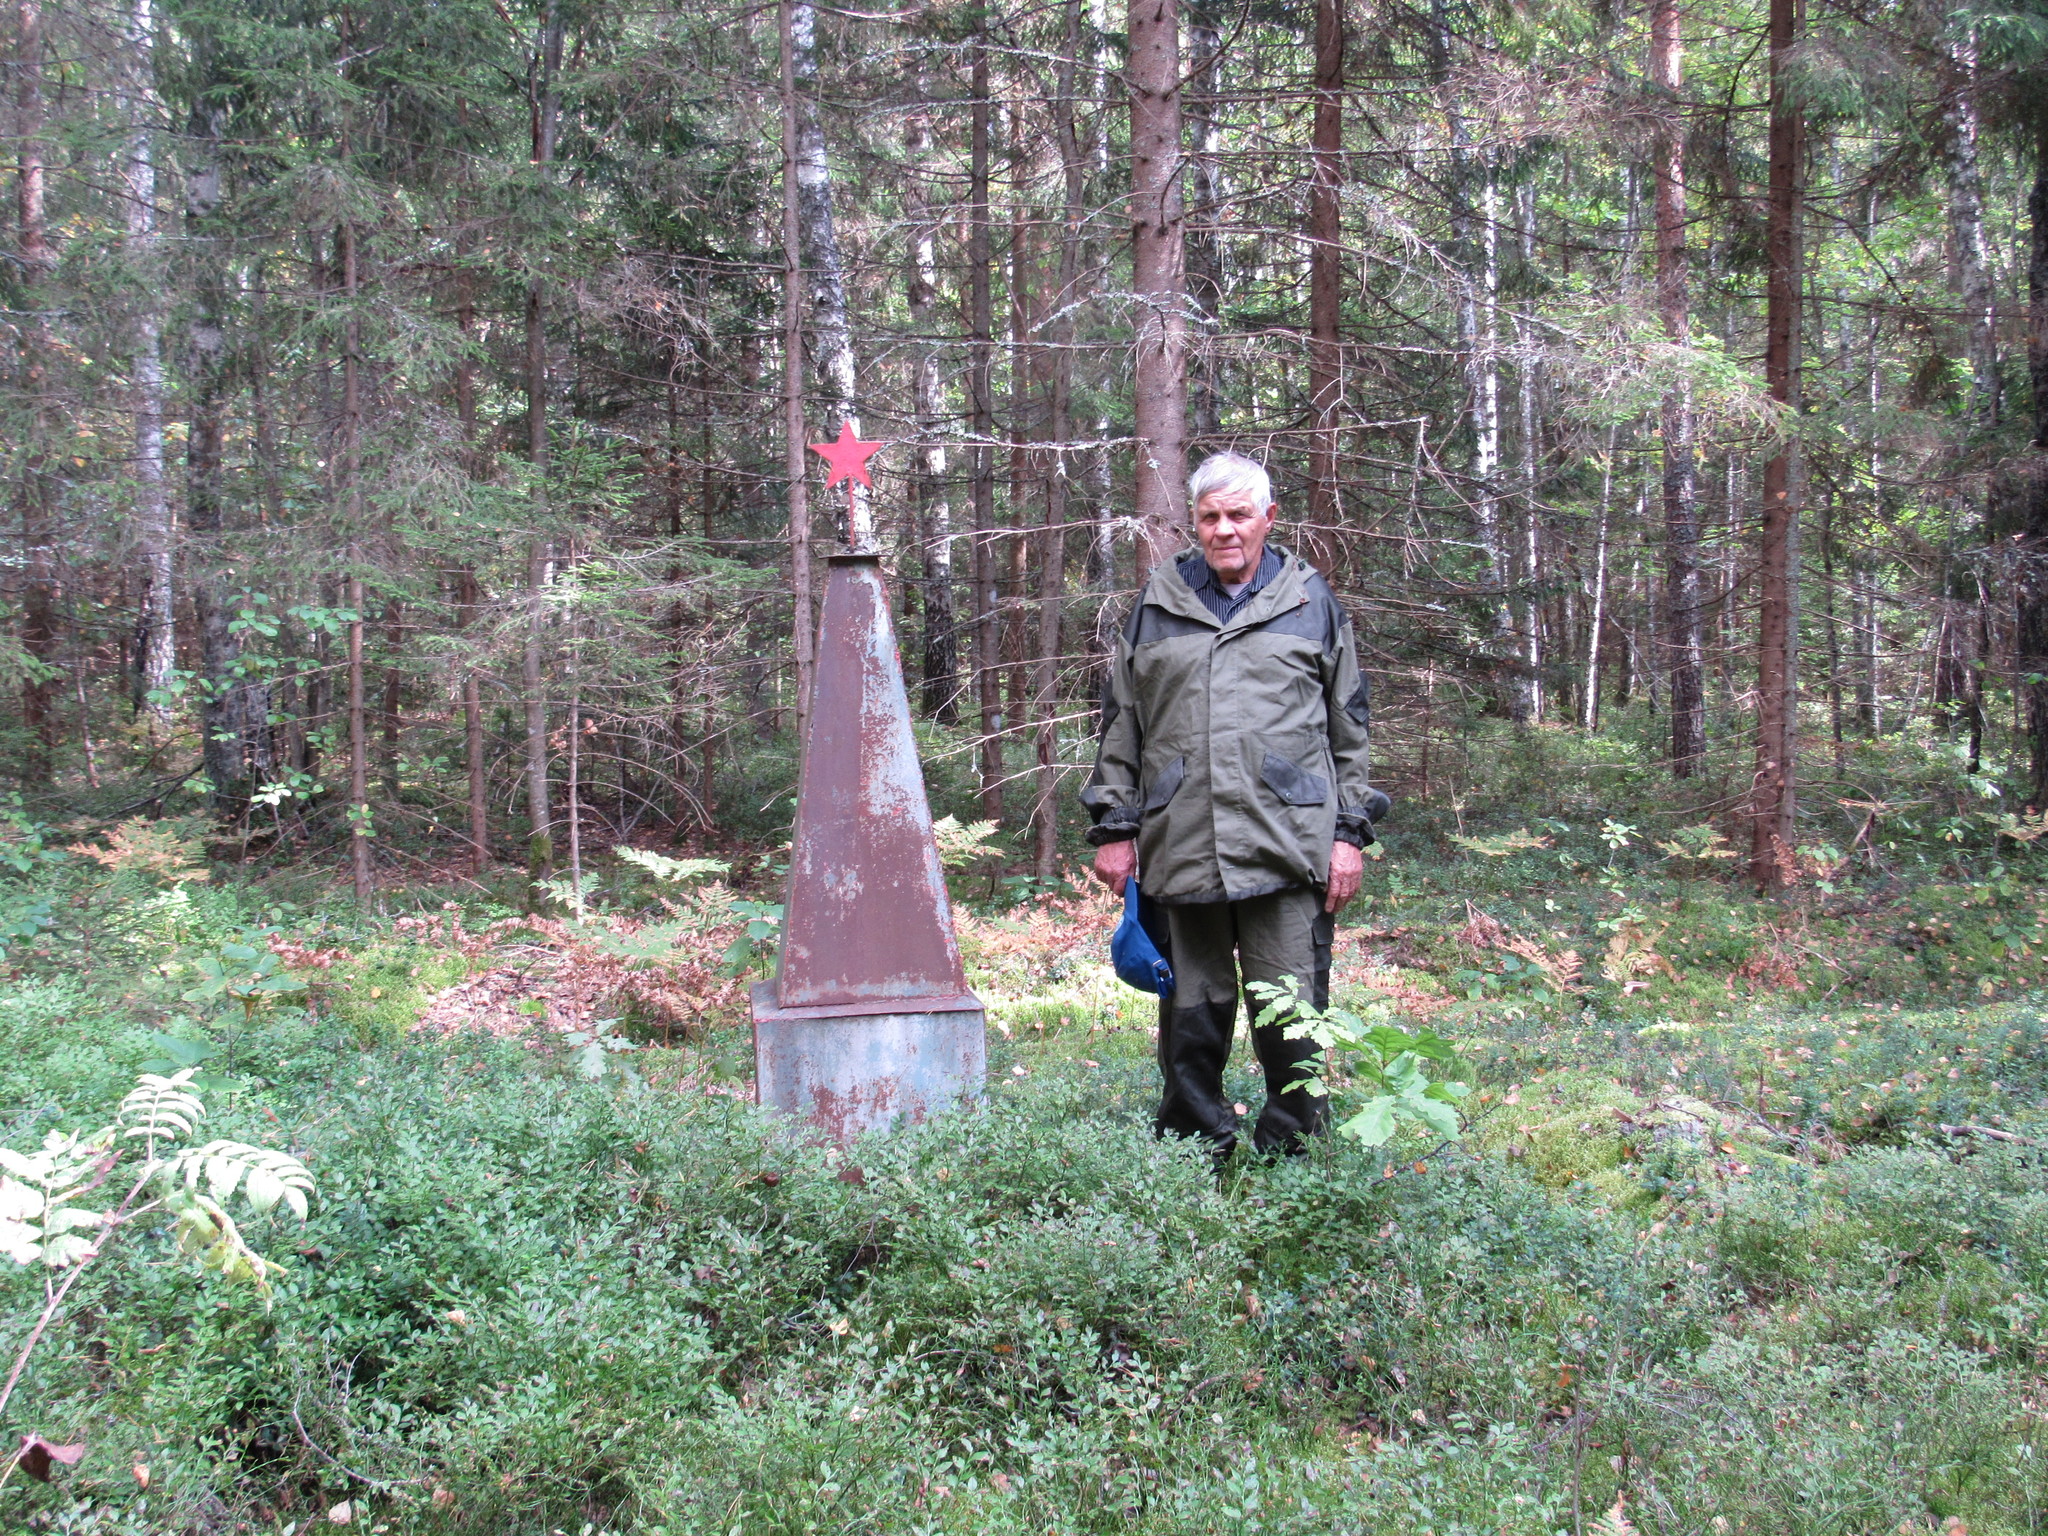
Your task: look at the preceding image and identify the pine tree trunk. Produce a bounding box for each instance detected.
[522,0,563,893]
[1653,0,1703,775]
[340,223,373,903]
[1751,0,1803,888]
[186,73,270,814]
[1128,0,1187,571]
[1989,123,2048,806]
[1032,0,1087,880]
[14,0,55,782]
[1306,0,1343,548]
[1185,2,1223,444]
[969,32,1003,820]
[1005,106,1034,723]
[454,277,490,872]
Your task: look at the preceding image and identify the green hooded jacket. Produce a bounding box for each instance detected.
[1079,547,1378,905]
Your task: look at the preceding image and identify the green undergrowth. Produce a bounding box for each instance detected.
[2,739,2047,1532]
[3,910,2046,1532]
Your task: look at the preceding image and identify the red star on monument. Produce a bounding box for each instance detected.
[809,420,884,490]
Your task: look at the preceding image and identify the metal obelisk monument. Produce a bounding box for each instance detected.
[751,526,986,1140]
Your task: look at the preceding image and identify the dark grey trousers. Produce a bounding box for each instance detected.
[1148,886,1334,1157]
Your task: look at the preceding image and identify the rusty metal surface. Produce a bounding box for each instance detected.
[753,984,985,1141]
[773,552,970,1009]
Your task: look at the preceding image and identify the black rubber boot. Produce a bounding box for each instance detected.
[1155,996,1240,1158]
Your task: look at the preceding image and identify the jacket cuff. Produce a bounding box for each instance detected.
[1085,819,1140,847]
[1335,789,1388,849]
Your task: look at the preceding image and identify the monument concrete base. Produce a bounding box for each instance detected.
[751,983,986,1141]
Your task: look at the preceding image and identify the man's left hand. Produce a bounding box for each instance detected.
[1325,841,1363,913]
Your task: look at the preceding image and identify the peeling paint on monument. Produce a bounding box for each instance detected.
[752,551,986,1139]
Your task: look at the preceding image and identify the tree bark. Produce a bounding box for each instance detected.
[789,1,868,547]
[454,273,490,872]
[969,32,1003,819]
[1751,0,1803,888]
[1943,28,1998,429]
[340,223,372,903]
[127,0,173,734]
[1584,428,1614,731]
[522,0,563,893]
[1185,2,1224,445]
[187,69,271,814]
[1128,0,1187,572]
[14,0,54,781]
[904,90,957,721]
[1993,122,2048,806]
[1653,0,1703,775]
[1433,0,1519,719]
[778,0,816,737]
[1306,0,1344,549]
[1515,177,1543,720]
[1033,0,1087,880]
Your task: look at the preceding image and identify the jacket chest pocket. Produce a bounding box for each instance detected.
[1259,751,1328,807]
[1143,755,1186,812]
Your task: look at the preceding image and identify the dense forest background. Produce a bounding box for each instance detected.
[11,0,2048,891]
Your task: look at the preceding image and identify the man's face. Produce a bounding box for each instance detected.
[1193,487,1277,585]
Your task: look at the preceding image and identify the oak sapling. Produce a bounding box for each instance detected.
[1246,977,1472,1146]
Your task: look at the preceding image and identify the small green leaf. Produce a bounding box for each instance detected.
[1340,1096,1400,1146]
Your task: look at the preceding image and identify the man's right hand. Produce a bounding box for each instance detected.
[1092,837,1136,898]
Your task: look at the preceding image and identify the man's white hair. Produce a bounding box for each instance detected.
[1187,452,1273,514]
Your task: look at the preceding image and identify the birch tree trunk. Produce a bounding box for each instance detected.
[1584,428,1614,731]
[1129,0,1187,571]
[1751,0,1803,888]
[1943,28,1997,428]
[904,93,957,720]
[789,1,869,546]
[1433,0,1518,718]
[1515,176,1542,720]
[126,0,174,733]
[1653,0,1703,775]
[1470,157,1519,719]
[778,0,815,734]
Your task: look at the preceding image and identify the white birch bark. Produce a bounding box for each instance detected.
[790,2,869,547]
[126,0,173,728]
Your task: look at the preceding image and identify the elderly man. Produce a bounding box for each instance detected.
[1081,451,1382,1159]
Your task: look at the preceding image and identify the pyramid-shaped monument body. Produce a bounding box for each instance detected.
[752,551,985,1139]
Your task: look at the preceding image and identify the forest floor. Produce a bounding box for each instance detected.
[3,730,2048,1534]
